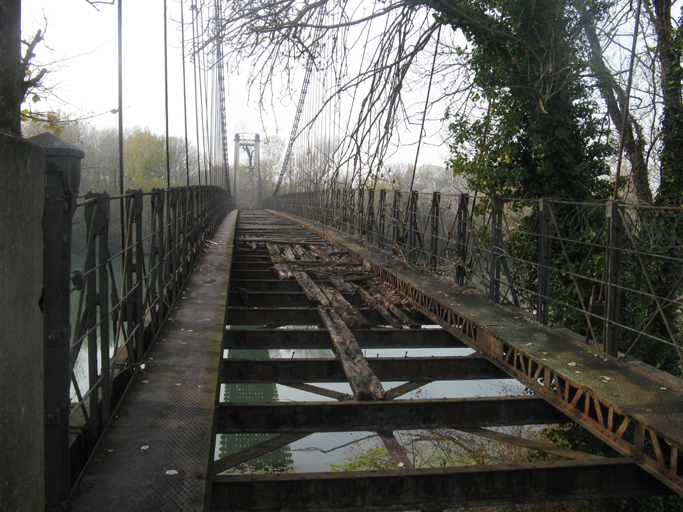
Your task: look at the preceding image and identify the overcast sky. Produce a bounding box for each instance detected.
[21,0,279,136]
[21,0,447,166]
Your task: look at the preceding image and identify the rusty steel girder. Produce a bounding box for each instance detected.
[210,459,671,512]
[272,210,683,497]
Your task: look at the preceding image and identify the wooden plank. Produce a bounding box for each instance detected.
[329,274,355,293]
[309,244,341,265]
[369,284,421,329]
[266,242,293,279]
[293,271,330,306]
[283,245,298,262]
[356,286,403,329]
[320,283,370,329]
[317,306,386,401]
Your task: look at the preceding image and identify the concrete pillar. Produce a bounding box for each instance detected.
[0,132,45,511]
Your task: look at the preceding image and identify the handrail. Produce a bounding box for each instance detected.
[265,188,683,372]
[44,182,232,508]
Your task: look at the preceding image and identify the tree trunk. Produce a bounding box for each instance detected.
[582,11,653,204]
[653,0,683,205]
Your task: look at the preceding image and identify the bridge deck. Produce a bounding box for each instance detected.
[69,210,238,512]
[270,209,683,498]
[68,209,681,511]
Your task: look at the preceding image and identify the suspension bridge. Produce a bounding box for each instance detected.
[3,1,683,512]
[29,148,683,510]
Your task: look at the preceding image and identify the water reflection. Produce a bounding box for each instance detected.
[217,349,293,471]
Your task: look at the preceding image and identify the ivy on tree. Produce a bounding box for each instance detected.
[436,0,612,202]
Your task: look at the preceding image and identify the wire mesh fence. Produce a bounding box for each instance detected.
[44,183,231,502]
[266,189,683,375]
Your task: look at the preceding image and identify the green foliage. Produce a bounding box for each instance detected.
[440,0,612,201]
[329,446,395,472]
[124,126,171,190]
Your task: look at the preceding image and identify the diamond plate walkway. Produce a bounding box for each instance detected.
[69,210,238,512]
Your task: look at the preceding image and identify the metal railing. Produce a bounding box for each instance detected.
[266,189,683,373]
[41,136,232,508]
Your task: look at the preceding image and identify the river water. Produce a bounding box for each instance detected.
[216,326,523,473]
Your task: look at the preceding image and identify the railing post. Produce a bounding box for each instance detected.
[342,189,349,233]
[187,188,197,269]
[349,190,356,235]
[537,198,552,325]
[604,201,623,356]
[180,188,189,280]
[38,133,83,508]
[409,191,419,263]
[456,193,469,287]
[124,190,144,362]
[150,189,166,328]
[430,192,440,269]
[392,191,401,247]
[378,189,387,248]
[367,189,376,245]
[489,196,503,303]
[84,193,112,439]
[96,194,112,426]
[358,188,366,240]
[167,189,180,305]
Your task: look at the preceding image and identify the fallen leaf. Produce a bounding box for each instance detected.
[141,445,149,451]
[568,362,577,367]
[140,364,146,370]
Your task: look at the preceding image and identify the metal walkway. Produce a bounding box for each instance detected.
[69,210,237,512]
[69,209,681,511]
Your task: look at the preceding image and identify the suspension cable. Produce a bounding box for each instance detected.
[191,4,202,186]
[180,0,190,186]
[163,0,171,188]
[408,25,441,193]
